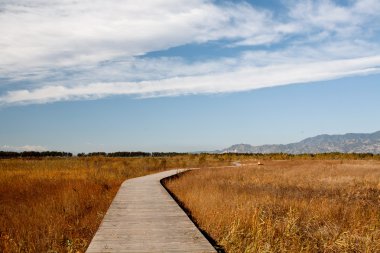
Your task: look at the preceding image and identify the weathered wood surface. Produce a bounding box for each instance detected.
[86,169,216,253]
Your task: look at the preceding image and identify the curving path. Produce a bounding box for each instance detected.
[86,169,216,253]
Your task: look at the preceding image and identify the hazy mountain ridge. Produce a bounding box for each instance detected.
[221,131,380,154]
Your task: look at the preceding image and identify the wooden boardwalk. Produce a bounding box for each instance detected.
[86,169,216,253]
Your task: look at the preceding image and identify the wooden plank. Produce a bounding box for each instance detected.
[86,169,216,253]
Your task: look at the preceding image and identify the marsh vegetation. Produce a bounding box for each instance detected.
[1,154,380,252]
[165,160,380,252]
[0,155,225,252]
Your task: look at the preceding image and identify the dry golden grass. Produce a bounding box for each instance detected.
[0,155,227,253]
[165,160,380,252]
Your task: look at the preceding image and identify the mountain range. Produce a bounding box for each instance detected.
[220,131,380,154]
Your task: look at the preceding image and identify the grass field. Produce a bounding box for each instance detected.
[165,160,380,252]
[0,155,226,253]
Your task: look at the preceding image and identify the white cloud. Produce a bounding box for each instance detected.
[2,55,380,105]
[0,145,48,152]
[0,0,380,106]
[0,0,284,76]
[289,0,380,37]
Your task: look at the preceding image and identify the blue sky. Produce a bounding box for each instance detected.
[0,0,380,152]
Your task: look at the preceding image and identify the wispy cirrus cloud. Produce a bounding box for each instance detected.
[2,55,380,105]
[0,0,380,106]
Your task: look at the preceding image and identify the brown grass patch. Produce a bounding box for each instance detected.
[0,155,227,252]
[165,160,380,252]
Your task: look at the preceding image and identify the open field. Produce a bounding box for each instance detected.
[0,155,227,253]
[165,160,380,252]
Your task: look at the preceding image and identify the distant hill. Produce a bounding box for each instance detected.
[220,131,380,154]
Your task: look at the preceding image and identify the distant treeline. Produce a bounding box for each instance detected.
[0,151,73,159]
[77,152,380,160]
[1,151,379,160]
[77,152,189,157]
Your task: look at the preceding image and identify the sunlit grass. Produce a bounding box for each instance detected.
[165,160,380,252]
[0,155,227,252]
